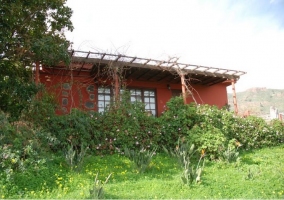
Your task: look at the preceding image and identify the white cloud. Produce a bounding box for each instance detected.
[66,0,284,92]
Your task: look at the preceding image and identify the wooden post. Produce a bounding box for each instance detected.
[231,79,238,115]
[35,61,40,85]
[114,67,119,101]
[181,73,187,104]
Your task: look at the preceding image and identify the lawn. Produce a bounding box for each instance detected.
[1,145,284,199]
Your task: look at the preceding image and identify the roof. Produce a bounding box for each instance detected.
[47,50,246,86]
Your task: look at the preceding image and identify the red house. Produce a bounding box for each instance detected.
[37,50,246,116]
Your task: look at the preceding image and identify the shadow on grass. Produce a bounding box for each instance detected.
[239,149,263,165]
[241,156,261,165]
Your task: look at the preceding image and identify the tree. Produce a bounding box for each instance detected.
[0,0,73,120]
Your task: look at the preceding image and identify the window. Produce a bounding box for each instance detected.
[130,89,156,116]
[98,87,156,115]
[98,87,111,113]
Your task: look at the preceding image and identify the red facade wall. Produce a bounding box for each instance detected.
[39,68,229,116]
[40,68,96,114]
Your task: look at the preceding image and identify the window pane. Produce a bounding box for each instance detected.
[131,97,136,102]
[98,86,113,113]
[144,90,150,96]
[137,96,142,102]
[130,89,135,95]
[105,88,111,93]
[130,90,138,95]
[98,88,110,93]
[145,104,150,109]
[144,97,150,103]
[98,95,104,100]
[98,108,104,113]
[142,89,156,116]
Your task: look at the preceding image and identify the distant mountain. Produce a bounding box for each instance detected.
[227,88,284,118]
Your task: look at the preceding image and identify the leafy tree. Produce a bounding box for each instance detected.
[0,0,73,120]
[0,60,38,120]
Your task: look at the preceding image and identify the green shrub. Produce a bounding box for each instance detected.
[196,104,237,140]
[159,97,198,149]
[231,116,281,149]
[190,104,284,151]
[96,91,161,153]
[43,109,101,152]
[0,111,53,186]
[270,119,284,144]
[188,124,226,160]
[22,87,58,128]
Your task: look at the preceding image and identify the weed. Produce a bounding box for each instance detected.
[163,138,205,184]
[89,173,112,199]
[124,147,156,173]
[244,166,261,180]
[222,139,241,163]
[65,143,89,171]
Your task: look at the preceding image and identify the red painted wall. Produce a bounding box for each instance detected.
[39,68,229,115]
[40,68,97,114]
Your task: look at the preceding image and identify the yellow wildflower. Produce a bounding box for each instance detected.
[201,149,205,158]
[236,141,242,147]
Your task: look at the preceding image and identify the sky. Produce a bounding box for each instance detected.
[65,0,284,92]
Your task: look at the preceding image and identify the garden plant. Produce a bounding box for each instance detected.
[0,95,284,199]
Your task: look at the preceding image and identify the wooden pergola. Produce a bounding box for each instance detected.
[37,50,246,114]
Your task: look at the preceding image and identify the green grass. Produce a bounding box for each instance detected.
[1,145,284,199]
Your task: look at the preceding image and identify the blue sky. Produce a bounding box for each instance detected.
[66,0,284,92]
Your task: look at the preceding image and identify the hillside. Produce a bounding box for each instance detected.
[228,88,284,118]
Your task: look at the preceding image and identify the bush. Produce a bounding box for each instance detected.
[22,87,58,128]
[270,119,284,144]
[43,109,101,152]
[158,97,198,149]
[190,104,283,152]
[230,116,282,149]
[188,124,226,160]
[0,112,48,183]
[95,91,161,153]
